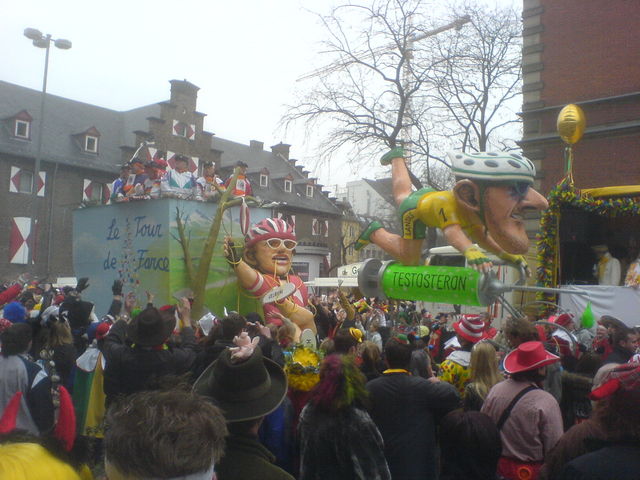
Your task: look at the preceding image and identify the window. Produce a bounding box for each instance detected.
[306,185,314,197]
[312,218,321,236]
[174,122,187,137]
[89,183,103,202]
[260,174,269,187]
[284,179,292,193]
[349,225,354,237]
[18,171,33,194]
[85,135,98,153]
[14,120,30,139]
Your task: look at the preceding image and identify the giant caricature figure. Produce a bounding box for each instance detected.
[356,148,549,272]
[224,218,316,339]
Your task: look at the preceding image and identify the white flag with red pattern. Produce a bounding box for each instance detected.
[240,197,250,236]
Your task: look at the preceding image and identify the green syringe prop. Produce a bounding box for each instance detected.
[357,259,587,306]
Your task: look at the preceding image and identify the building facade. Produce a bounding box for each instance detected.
[0,80,341,282]
[214,138,342,281]
[520,0,640,194]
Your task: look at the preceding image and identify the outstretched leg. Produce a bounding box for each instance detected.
[369,228,423,266]
[381,147,413,207]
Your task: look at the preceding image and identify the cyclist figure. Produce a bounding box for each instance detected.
[355,148,549,273]
[223,218,316,338]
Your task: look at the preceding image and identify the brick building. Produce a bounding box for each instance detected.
[520,0,640,283]
[520,0,640,194]
[0,79,341,281]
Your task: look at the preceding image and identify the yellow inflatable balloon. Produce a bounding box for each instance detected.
[557,104,586,145]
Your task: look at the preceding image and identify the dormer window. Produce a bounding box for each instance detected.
[74,126,100,154]
[10,111,33,140]
[85,135,98,153]
[15,120,30,139]
[306,185,314,197]
[260,174,269,187]
[284,179,292,193]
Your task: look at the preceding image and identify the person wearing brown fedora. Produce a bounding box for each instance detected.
[103,299,197,406]
[194,333,293,480]
[481,341,563,480]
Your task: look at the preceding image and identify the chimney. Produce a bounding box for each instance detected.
[271,142,291,160]
[250,140,264,151]
[169,79,199,112]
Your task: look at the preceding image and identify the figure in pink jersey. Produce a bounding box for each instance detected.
[223,218,316,340]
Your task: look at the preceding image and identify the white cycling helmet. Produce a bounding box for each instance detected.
[447,151,536,184]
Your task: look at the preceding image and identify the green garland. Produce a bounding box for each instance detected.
[536,178,640,307]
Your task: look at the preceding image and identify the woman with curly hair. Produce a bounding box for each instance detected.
[298,354,390,480]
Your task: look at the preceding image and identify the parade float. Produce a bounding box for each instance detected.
[536,105,640,326]
[73,168,272,318]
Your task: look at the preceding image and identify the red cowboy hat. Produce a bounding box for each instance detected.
[452,315,484,344]
[503,341,559,374]
[590,362,640,401]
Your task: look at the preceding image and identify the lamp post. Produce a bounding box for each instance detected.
[23,28,71,269]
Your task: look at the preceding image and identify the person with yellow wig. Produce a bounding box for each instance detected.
[0,441,92,480]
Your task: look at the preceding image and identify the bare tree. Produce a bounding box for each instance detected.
[283,0,522,190]
[417,1,522,152]
[283,0,468,190]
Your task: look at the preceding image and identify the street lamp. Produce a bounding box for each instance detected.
[23,28,72,269]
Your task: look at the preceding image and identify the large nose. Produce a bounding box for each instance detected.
[522,187,548,211]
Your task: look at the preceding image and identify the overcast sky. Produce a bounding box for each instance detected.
[3,0,517,190]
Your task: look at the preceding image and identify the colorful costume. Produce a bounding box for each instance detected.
[624,259,640,287]
[72,346,106,437]
[439,350,471,397]
[226,174,252,197]
[162,169,198,198]
[400,188,480,240]
[110,177,127,200]
[594,252,621,285]
[196,175,225,199]
[246,273,308,326]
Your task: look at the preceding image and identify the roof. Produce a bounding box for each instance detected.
[0,81,340,219]
[0,81,157,173]
[213,137,340,216]
[363,177,395,206]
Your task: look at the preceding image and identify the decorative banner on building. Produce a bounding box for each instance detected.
[171,120,196,140]
[166,151,199,173]
[9,166,20,193]
[83,179,106,203]
[103,183,112,205]
[277,213,296,233]
[37,171,46,197]
[9,167,45,196]
[9,217,31,264]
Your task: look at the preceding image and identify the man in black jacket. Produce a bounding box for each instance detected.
[103,299,197,406]
[366,337,460,480]
[604,327,638,365]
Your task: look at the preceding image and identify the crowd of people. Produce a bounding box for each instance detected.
[0,274,639,480]
[108,155,252,203]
